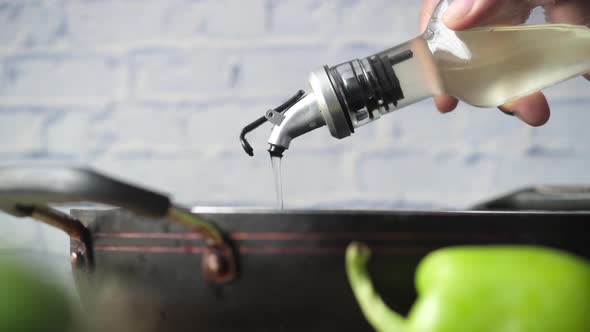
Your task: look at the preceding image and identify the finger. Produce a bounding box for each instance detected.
[443,0,535,30]
[434,94,459,113]
[419,0,442,33]
[544,0,590,25]
[544,0,590,82]
[499,92,550,127]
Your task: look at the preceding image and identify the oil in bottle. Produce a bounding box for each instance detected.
[436,24,590,107]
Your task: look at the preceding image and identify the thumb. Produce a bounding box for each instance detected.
[443,0,536,30]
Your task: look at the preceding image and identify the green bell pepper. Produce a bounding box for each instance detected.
[0,257,73,332]
[346,243,590,332]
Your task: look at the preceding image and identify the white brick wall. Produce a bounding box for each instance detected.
[0,54,126,102]
[1,0,590,270]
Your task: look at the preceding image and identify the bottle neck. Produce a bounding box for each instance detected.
[324,36,440,130]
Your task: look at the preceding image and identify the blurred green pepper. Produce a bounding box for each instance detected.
[0,257,73,332]
[346,243,590,332]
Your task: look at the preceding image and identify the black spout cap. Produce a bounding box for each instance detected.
[268,145,286,158]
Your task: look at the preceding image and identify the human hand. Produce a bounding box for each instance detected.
[420,0,590,126]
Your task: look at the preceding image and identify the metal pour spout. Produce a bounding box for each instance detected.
[240,64,370,158]
[240,90,305,157]
[240,90,327,158]
[266,93,325,157]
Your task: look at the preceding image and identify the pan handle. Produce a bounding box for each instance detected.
[0,166,237,283]
[0,166,171,218]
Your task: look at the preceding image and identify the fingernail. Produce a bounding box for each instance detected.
[445,0,475,19]
[498,104,517,117]
[498,107,515,117]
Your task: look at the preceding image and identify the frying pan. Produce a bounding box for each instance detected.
[1,166,589,332]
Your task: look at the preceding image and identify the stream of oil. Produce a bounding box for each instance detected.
[271,156,284,210]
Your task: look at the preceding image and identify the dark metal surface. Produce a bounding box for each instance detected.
[473,186,590,211]
[70,208,590,332]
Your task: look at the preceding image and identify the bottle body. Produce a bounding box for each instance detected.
[433,24,590,107]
